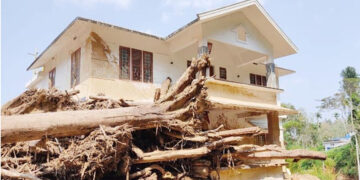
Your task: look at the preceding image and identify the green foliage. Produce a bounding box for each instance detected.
[341,66,359,79]
[327,142,358,177]
[288,158,336,180]
[288,143,357,179]
[282,108,322,149]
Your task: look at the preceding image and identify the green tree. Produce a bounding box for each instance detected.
[341,66,358,79]
[320,66,360,179]
[282,105,322,149]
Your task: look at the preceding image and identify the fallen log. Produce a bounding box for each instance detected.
[133,136,244,164]
[162,126,261,142]
[207,126,261,138]
[1,106,192,144]
[224,145,327,160]
[134,143,326,164]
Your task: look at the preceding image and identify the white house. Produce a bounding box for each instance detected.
[324,134,353,151]
[26,0,298,179]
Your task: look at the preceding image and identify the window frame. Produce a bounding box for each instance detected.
[219,67,227,80]
[131,48,143,82]
[142,51,153,83]
[249,73,267,87]
[119,46,131,80]
[49,68,56,88]
[71,48,81,88]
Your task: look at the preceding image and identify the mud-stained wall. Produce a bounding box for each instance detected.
[89,32,119,80]
[76,77,159,101]
[219,166,284,180]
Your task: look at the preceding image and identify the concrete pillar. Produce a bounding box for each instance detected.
[267,111,280,145]
[265,58,277,88]
[198,38,209,77]
[197,38,208,57]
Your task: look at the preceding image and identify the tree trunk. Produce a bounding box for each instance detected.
[2,105,184,144]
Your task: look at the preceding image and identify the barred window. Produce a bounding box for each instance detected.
[71,48,81,88]
[219,67,227,80]
[119,46,153,83]
[131,49,142,81]
[119,47,130,79]
[143,51,153,83]
[250,73,267,87]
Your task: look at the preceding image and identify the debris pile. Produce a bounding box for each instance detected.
[1,55,326,180]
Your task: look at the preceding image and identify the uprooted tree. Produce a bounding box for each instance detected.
[1,55,326,180]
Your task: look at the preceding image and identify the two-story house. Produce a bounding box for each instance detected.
[25,0,297,179]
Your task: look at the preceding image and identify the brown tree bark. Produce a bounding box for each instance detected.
[225,144,327,160]
[133,136,244,164]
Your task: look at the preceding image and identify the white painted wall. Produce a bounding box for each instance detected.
[203,11,273,56]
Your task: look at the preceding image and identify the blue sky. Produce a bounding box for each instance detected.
[2,0,360,117]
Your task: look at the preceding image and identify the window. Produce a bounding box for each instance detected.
[209,66,214,77]
[71,48,81,88]
[250,73,267,87]
[119,46,153,82]
[119,47,130,79]
[143,51,153,83]
[207,42,213,54]
[49,68,56,88]
[131,49,142,81]
[219,67,227,80]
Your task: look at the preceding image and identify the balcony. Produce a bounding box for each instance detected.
[74,77,296,116]
[204,78,296,115]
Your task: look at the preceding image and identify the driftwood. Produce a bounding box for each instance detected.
[225,145,326,160]
[1,89,80,116]
[133,136,245,164]
[1,54,326,180]
[133,141,326,164]
[162,126,261,143]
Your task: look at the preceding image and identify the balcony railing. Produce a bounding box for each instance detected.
[205,78,282,106]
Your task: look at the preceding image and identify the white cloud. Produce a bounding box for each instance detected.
[54,0,132,9]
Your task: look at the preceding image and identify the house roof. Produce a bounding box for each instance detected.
[27,0,297,70]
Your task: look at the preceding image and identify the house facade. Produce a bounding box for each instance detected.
[26,0,297,179]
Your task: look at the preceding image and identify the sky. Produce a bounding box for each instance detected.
[1,0,360,117]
